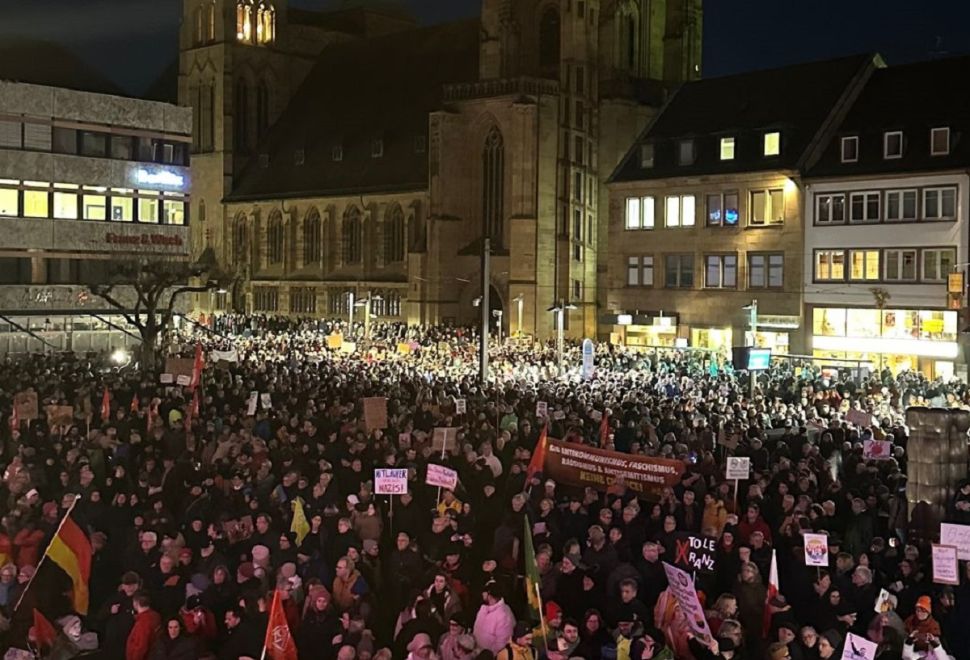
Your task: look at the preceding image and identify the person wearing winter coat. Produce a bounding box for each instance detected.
[126,593,163,660]
[149,618,199,660]
[472,584,515,654]
[732,562,767,658]
[297,586,339,660]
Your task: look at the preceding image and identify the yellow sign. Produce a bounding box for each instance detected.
[397,342,411,355]
[326,333,343,350]
[948,272,964,294]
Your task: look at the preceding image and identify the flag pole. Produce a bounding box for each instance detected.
[14,493,82,613]
[534,582,548,650]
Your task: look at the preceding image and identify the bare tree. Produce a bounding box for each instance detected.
[87,248,229,369]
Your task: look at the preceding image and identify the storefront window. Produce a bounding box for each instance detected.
[23,182,48,218]
[0,180,18,216]
[138,192,159,223]
[163,199,185,225]
[53,184,78,219]
[691,328,732,353]
[881,310,918,340]
[813,308,845,337]
[919,310,957,342]
[111,190,134,222]
[846,308,880,338]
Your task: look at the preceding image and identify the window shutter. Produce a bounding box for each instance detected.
[0,121,22,148]
[23,122,51,151]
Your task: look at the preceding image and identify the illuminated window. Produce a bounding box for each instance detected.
[750,189,784,225]
[923,187,957,220]
[0,180,18,216]
[665,195,695,227]
[883,131,903,159]
[720,137,735,161]
[207,1,217,41]
[706,192,738,226]
[53,184,79,219]
[138,192,159,223]
[23,182,49,218]
[813,308,846,337]
[931,127,950,156]
[111,190,134,222]
[236,0,254,43]
[849,249,879,281]
[815,250,845,281]
[256,3,275,45]
[625,196,654,229]
[840,136,858,163]
[763,131,780,157]
[83,190,107,220]
[163,198,185,225]
[627,256,653,286]
[886,190,917,221]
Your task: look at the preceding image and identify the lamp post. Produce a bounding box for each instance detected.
[548,299,577,376]
[493,309,504,342]
[347,291,356,336]
[742,299,759,399]
[513,294,524,337]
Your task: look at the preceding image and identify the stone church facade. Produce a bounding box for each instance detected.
[178,0,702,338]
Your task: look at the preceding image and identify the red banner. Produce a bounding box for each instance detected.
[543,438,685,494]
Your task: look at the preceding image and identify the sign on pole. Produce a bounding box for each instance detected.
[425,464,458,491]
[932,544,960,585]
[374,469,408,495]
[662,562,711,639]
[803,532,830,567]
[725,457,750,481]
[581,338,595,380]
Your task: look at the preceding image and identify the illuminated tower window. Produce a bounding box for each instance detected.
[236,0,254,43]
[257,3,275,45]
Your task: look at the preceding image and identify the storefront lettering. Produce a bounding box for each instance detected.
[105,233,183,247]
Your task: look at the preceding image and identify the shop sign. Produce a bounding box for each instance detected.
[757,314,801,329]
[133,167,186,189]
[947,272,964,294]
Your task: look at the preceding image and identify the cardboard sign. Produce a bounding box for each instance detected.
[725,456,750,480]
[326,334,343,350]
[247,391,258,416]
[431,427,458,453]
[45,405,74,427]
[840,632,877,660]
[672,533,717,573]
[425,464,459,490]
[544,438,684,494]
[211,349,238,363]
[863,440,892,460]
[176,374,191,386]
[662,562,711,639]
[374,468,408,495]
[940,522,970,560]
[536,401,548,418]
[340,341,356,354]
[454,398,467,415]
[396,342,411,355]
[803,532,830,567]
[159,373,174,384]
[717,428,740,450]
[363,397,388,431]
[260,393,272,410]
[164,358,195,380]
[846,408,871,428]
[14,391,38,421]
[932,544,960,585]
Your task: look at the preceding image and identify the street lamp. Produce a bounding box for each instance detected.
[492,309,503,342]
[547,300,577,376]
[512,294,524,337]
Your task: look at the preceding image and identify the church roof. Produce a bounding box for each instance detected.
[229,18,479,201]
[0,39,124,96]
[610,53,877,183]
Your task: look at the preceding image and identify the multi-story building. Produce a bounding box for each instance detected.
[804,56,970,379]
[179,0,703,338]
[0,81,192,353]
[605,55,879,354]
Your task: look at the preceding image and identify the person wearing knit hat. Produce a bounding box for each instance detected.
[251,544,271,568]
[766,641,790,660]
[817,629,842,659]
[905,594,942,640]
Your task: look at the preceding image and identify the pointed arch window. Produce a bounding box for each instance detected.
[256,3,275,45]
[267,210,284,265]
[617,3,640,73]
[236,1,254,43]
[234,79,249,151]
[342,206,363,264]
[194,6,205,45]
[304,208,322,265]
[207,1,217,42]
[538,7,561,79]
[232,213,249,264]
[256,81,270,140]
[482,127,505,247]
[384,204,405,263]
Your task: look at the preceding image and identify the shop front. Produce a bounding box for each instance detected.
[691,327,733,354]
[607,312,681,347]
[810,306,959,378]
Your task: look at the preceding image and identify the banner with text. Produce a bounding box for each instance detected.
[662,562,712,639]
[374,468,408,495]
[543,438,685,494]
[672,533,717,573]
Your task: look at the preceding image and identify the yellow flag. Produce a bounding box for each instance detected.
[291,498,310,546]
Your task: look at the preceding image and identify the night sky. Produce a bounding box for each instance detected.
[0,0,968,95]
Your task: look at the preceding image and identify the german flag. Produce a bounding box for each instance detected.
[45,511,92,615]
[526,423,548,483]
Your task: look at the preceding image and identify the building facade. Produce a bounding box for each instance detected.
[803,57,970,378]
[0,81,191,353]
[606,55,879,355]
[179,0,703,338]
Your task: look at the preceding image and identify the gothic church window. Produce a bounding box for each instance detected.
[256,81,270,141]
[256,3,275,45]
[342,206,363,265]
[236,0,254,43]
[384,204,405,263]
[232,213,248,264]
[538,7,561,79]
[482,127,505,247]
[304,208,322,265]
[234,79,249,151]
[207,1,217,41]
[617,2,640,74]
[267,210,284,265]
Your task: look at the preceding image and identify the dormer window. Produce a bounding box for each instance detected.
[677,139,695,166]
[763,131,780,157]
[639,143,654,168]
[884,131,903,159]
[840,136,858,163]
[720,137,735,161]
[931,127,950,156]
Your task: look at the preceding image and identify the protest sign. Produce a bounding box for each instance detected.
[14,391,38,421]
[45,405,74,427]
[840,632,877,660]
[932,544,960,585]
[582,338,595,380]
[396,342,411,355]
[431,427,458,453]
[425,464,458,490]
[340,341,356,354]
[940,522,970,560]
[672,533,717,573]
[803,532,830,566]
[543,438,684,494]
[454,399,466,415]
[326,334,343,350]
[211,349,239,363]
[374,469,408,495]
[725,457,750,480]
[260,393,272,410]
[717,428,740,450]
[165,358,195,380]
[176,375,191,386]
[247,391,258,416]
[846,408,871,428]
[536,401,548,418]
[662,562,711,639]
[363,397,388,431]
[863,440,892,460]
[159,373,174,384]
[874,589,892,613]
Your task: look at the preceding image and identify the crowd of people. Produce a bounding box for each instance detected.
[0,316,968,660]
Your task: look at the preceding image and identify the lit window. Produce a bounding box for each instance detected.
[163,199,185,225]
[53,184,79,220]
[23,182,49,218]
[922,248,955,281]
[236,0,254,43]
[931,127,950,156]
[849,191,880,223]
[885,249,917,281]
[763,131,780,156]
[815,250,845,281]
[883,131,903,159]
[840,136,858,163]
[0,179,18,217]
[139,192,159,223]
[750,189,784,225]
[923,187,957,220]
[639,143,654,168]
[815,194,845,224]
[849,249,880,281]
[111,190,134,222]
[665,195,695,227]
[677,140,695,166]
[256,2,275,45]
[624,196,654,229]
[720,137,735,161]
[705,254,737,288]
[707,192,739,226]
[83,193,107,220]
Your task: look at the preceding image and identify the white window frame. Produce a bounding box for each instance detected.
[922,248,955,282]
[665,195,695,228]
[704,254,737,289]
[885,189,918,222]
[720,137,735,161]
[922,186,957,221]
[848,249,880,282]
[930,127,950,156]
[763,131,780,157]
[883,131,903,159]
[840,136,858,163]
[815,193,845,225]
[849,191,880,223]
[625,196,655,230]
[884,248,918,282]
[815,249,846,281]
[750,189,784,225]
[641,255,654,286]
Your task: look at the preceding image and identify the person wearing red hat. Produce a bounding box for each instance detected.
[905,595,941,641]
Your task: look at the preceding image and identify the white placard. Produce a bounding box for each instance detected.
[581,338,595,380]
[455,398,466,415]
[425,464,458,490]
[536,401,548,418]
[176,374,191,386]
[874,588,892,613]
[662,562,711,639]
[940,522,970,560]
[932,544,960,585]
[260,393,272,410]
[863,440,892,460]
[725,457,750,481]
[839,632,877,660]
[247,391,258,416]
[159,373,174,384]
[374,468,408,495]
[803,532,830,567]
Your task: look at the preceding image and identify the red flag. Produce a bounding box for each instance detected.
[32,608,57,649]
[190,343,204,390]
[147,399,159,432]
[264,589,297,660]
[184,390,200,431]
[763,548,779,635]
[130,393,140,413]
[100,387,110,422]
[599,411,610,446]
[526,424,548,482]
[9,405,19,433]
